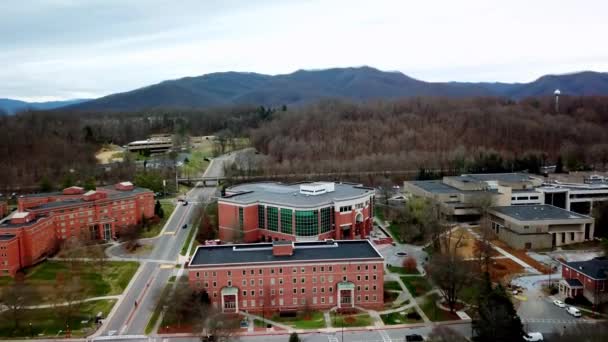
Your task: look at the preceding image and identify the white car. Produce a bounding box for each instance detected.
[524,332,544,341]
[566,306,582,317]
[553,299,566,308]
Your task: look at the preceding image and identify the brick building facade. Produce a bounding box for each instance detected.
[218,182,375,243]
[188,240,384,313]
[560,257,608,305]
[0,182,154,276]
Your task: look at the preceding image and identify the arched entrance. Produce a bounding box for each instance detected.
[354,213,364,238]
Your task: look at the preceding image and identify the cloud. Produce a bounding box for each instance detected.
[1,0,607,101]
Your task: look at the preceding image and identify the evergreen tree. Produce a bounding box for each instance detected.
[154,200,164,218]
[83,177,96,191]
[61,173,76,189]
[289,332,300,342]
[473,273,525,342]
[555,156,564,173]
[39,176,53,192]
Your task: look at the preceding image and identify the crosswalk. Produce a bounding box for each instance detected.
[378,329,392,342]
[327,336,339,342]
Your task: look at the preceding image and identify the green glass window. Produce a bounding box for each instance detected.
[267,206,279,231]
[320,207,332,233]
[295,210,318,236]
[280,208,293,234]
[238,207,244,230]
[258,205,266,229]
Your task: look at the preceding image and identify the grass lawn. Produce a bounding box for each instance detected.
[141,201,176,238]
[254,319,270,328]
[388,223,402,242]
[0,299,115,338]
[380,309,423,325]
[384,280,402,291]
[400,276,433,297]
[330,312,373,328]
[420,294,460,322]
[387,265,420,275]
[1,260,139,303]
[374,205,385,221]
[180,223,198,256]
[271,311,326,329]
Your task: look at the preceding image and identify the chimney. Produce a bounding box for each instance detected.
[272,241,294,256]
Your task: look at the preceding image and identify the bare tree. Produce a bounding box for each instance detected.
[52,274,90,330]
[0,274,39,331]
[190,290,240,341]
[471,193,496,274]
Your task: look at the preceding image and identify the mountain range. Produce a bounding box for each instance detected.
[3,67,608,113]
[0,98,90,115]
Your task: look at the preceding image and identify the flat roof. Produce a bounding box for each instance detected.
[0,234,16,241]
[220,182,373,207]
[457,173,538,183]
[563,257,608,280]
[189,240,383,267]
[408,180,462,194]
[25,186,151,212]
[490,204,591,221]
[0,216,48,229]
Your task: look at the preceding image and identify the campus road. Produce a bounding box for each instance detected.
[97,150,246,338]
[99,186,217,337]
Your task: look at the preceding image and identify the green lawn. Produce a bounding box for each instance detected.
[380,309,423,325]
[141,201,176,238]
[180,223,198,256]
[271,311,326,329]
[388,223,402,242]
[420,294,460,322]
[374,205,385,221]
[387,265,420,275]
[400,276,433,297]
[330,312,373,328]
[384,280,402,291]
[1,260,139,303]
[0,299,115,338]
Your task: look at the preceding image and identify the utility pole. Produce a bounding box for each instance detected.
[554,89,561,113]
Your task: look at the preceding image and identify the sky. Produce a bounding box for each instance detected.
[1,0,608,102]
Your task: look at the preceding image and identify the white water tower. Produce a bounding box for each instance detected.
[554,89,561,113]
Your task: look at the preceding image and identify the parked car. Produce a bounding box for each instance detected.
[553,299,566,308]
[182,200,188,206]
[182,224,188,229]
[524,332,544,341]
[566,306,582,317]
[405,334,424,342]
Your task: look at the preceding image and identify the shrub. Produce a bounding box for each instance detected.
[403,256,418,272]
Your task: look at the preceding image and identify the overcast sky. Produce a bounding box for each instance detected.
[2,0,607,101]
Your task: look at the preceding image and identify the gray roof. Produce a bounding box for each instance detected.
[491,205,591,221]
[564,278,583,287]
[220,182,373,207]
[0,216,48,229]
[564,258,608,280]
[189,240,383,267]
[457,173,537,183]
[0,234,16,241]
[26,186,151,212]
[408,180,462,194]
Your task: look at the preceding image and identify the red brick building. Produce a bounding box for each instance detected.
[559,257,608,305]
[188,240,384,313]
[218,182,375,243]
[0,182,154,277]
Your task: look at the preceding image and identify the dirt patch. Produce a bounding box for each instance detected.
[492,239,552,274]
[444,228,499,259]
[95,145,123,164]
[464,257,525,283]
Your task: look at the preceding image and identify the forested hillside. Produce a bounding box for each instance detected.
[249,96,608,175]
[2,96,608,191]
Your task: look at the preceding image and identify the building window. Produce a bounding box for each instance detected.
[281,208,293,234]
[258,205,266,229]
[227,271,231,276]
[295,210,319,236]
[301,267,305,273]
[321,207,332,233]
[571,232,575,241]
[238,207,244,230]
[267,206,279,231]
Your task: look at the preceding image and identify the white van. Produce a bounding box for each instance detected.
[566,306,582,317]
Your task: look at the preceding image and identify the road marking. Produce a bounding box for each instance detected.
[378,329,392,342]
[328,336,339,342]
[159,264,174,269]
[522,318,595,324]
[162,231,175,236]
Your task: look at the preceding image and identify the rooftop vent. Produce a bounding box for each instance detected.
[299,182,335,196]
